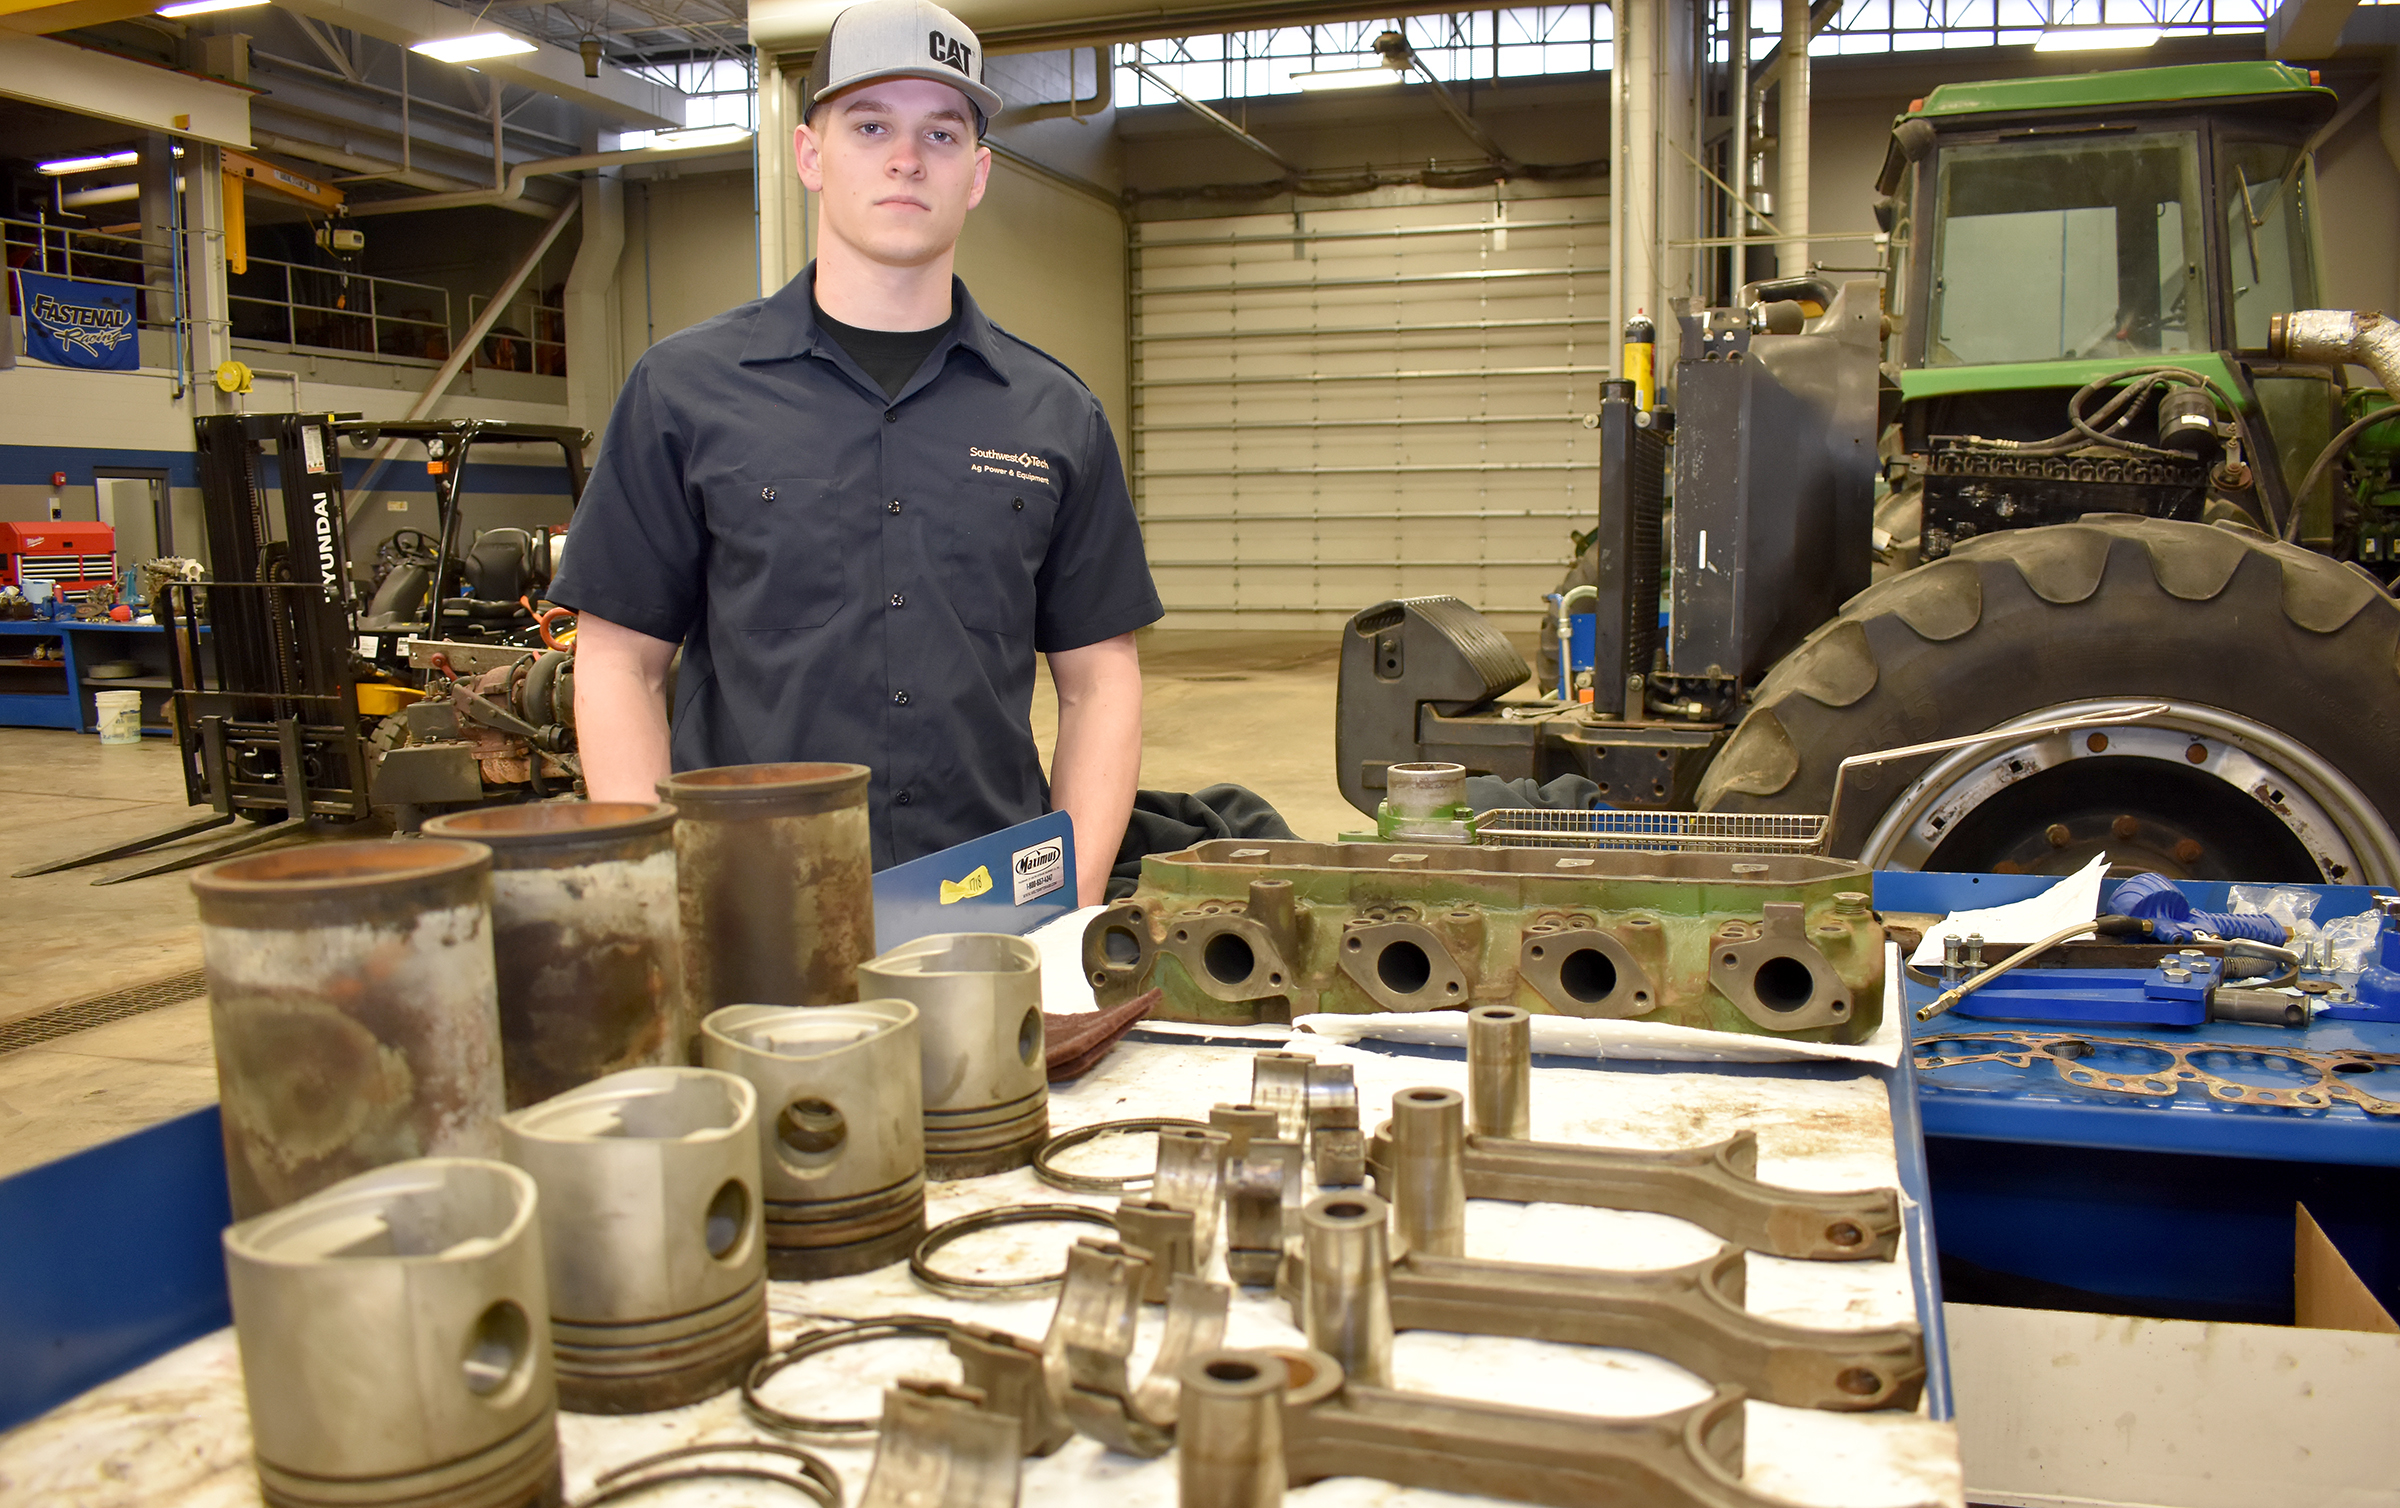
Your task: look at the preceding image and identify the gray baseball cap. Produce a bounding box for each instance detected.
[806,0,1004,134]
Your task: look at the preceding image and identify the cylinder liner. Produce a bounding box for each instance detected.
[499,1068,768,1414]
[659,763,875,1011]
[424,803,689,1106]
[701,1000,925,1279]
[1383,761,1468,820]
[858,932,1049,1178]
[222,1157,560,1508]
[1300,1191,1395,1389]
[193,840,507,1220]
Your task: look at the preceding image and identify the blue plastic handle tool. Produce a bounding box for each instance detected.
[2108,872,2286,945]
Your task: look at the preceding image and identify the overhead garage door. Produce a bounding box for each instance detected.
[1131,185,1610,631]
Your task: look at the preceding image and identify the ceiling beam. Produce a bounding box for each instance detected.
[0,28,251,147]
[751,0,1473,60]
[2266,0,2362,59]
[274,0,689,129]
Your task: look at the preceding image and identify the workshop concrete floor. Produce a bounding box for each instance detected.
[0,629,1362,1178]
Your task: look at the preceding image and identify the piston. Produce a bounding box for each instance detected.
[193,840,507,1220]
[424,803,690,1105]
[659,763,876,1011]
[858,933,1048,1178]
[222,1158,560,1508]
[701,1000,926,1279]
[499,1068,768,1414]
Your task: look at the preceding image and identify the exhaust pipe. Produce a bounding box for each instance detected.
[2269,309,2400,399]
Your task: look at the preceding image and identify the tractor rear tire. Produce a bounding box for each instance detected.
[1697,516,2400,883]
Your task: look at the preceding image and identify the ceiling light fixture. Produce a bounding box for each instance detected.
[411,32,539,64]
[157,0,269,16]
[2032,26,2162,51]
[650,125,756,150]
[38,150,139,175]
[1289,63,1406,90]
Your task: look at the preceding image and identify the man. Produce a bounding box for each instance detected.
[552,0,1158,905]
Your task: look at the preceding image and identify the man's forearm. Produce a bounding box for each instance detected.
[572,614,677,803]
[1048,635,1143,906]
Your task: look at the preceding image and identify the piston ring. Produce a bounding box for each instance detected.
[1032,1116,1209,1194]
[908,1202,1121,1299]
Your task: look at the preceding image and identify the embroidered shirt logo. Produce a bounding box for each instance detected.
[968,446,1051,484]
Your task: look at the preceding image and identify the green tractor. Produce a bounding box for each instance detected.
[1338,60,2400,884]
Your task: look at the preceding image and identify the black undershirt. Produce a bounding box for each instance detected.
[813,296,956,399]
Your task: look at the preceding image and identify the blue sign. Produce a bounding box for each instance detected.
[872,811,1078,953]
[16,270,139,371]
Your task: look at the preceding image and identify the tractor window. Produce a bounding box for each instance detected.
[1928,131,2204,367]
[2221,139,2319,352]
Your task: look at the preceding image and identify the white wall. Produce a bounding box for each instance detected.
[614,168,762,368]
[953,154,1131,454]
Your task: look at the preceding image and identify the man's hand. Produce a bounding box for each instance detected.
[572,612,678,803]
[1047,632,1142,906]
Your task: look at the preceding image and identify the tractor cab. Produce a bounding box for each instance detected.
[1875,62,2347,548]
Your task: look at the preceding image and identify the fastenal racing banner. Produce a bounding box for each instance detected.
[14,270,139,371]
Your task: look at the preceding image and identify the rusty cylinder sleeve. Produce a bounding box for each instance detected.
[499,1068,768,1415]
[701,1000,926,1280]
[858,932,1049,1178]
[222,1158,561,1508]
[659,762,876,1011]
[192,840,507,1221]
[425,802,690,1107]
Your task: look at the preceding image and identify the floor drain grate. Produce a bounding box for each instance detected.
[0,969,208,1057]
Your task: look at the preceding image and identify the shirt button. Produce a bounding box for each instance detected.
[1012,498,1024,511]
[760,485,776,502]
[884,410,898,423]
[888,500,902,514]
[892,689,910,706]
[888,592,905,609]
[895,789,913,806]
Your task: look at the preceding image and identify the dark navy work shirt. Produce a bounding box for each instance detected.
[550,265,1162,869]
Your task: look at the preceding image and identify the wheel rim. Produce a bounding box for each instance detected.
[1856,698,2400,885]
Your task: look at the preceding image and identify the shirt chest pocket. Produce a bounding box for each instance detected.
[929,480,1058,635]
[716,476,844,631]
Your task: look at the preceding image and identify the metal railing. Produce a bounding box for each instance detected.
[2,215,178,332]
[228,256,453,364]
[464,289,567,377]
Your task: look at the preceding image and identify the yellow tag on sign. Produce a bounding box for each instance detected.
[939,865,993,905]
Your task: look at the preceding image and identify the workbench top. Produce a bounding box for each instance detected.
[0,1002,1963,1507]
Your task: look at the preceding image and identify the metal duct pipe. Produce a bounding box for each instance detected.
[661,762,877,1012]
[702,1000,926,1278]
[223,1158,559,1508]
[859,932,1049,1178]
[1300,1191,1395,1388]
[2271,309,2400,401]
[500,1068,768,1414]
[424,802,691,1105]
[1777,0,1811,276]
[192,841,506,1220]
[341,138,752,216]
